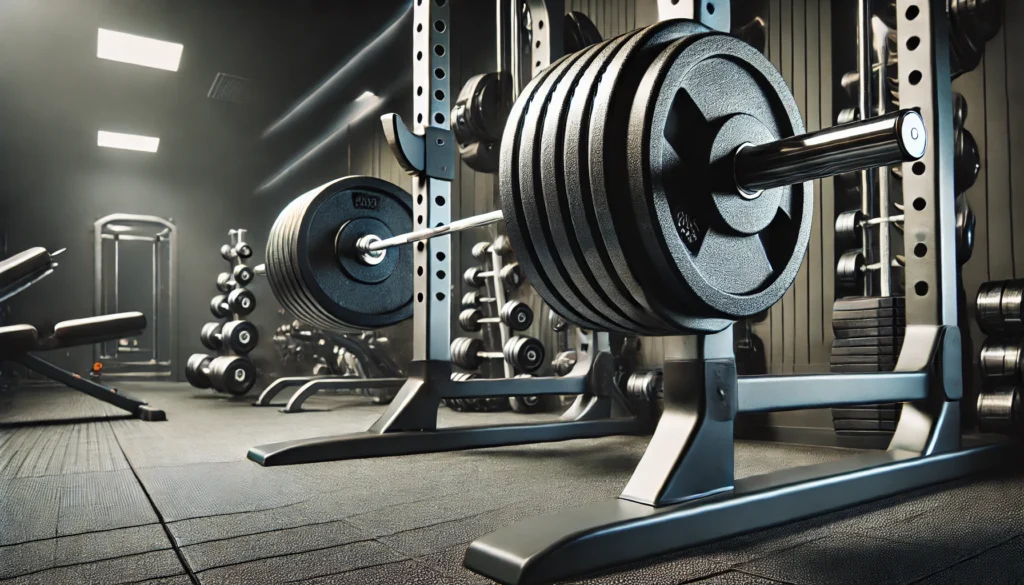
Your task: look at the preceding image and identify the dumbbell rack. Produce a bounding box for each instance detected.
[248,0,643,467]
[185,230,259,396]
[974,280,1024,435]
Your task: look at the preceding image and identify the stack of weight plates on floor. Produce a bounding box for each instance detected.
[974,280,1024,436]
[829,296,906,448]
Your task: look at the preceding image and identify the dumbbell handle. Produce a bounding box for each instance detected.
[734,109,926,193]
[478,317,504,325]
[474,351,505,360]
[254,264,266,276]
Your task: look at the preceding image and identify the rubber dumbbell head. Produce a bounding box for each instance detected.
[185,353,213,388]
[499,263,522,289]
[471,241,491,260]
[837,250,865,291]
[462,291,482,309]
[232,264,254,286]
[200,322,223,350]
[450,336,486,370]
[216,272,234,293]
[210,295,231,319]
[220,244,236,261]
[503,336,544,373]
[835,209,864,249]
[499,300,533,331]
[221,320,259,354]
[226,288,256,316]
[956,194,975,265]
[459,309,483,332]
[464,267,486,288]
[234,242,253,259]
[954,127,980,194]
[208,355,256,396]
[552,350,577,376]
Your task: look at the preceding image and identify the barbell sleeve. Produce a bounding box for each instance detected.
[734,109,927,193]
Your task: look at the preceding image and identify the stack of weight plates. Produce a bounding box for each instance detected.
[829,296,906,448]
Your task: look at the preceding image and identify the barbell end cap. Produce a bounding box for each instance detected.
[897,110,927,161]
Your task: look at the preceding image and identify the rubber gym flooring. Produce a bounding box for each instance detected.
[0,382,1022,585]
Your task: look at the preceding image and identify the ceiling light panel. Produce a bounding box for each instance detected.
[97,131,160,153]
[97,29,183,71]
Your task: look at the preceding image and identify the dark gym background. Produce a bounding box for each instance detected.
[0,0,1021,396]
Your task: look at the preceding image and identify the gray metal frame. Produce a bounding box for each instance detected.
[462,2,1011,583]
[93,214,177,378]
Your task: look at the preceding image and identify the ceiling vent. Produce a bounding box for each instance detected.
[208,73,251,104]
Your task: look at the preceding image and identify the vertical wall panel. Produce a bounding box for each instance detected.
[819,0,834,360]
[983,27,1012,281]
[1010,1,1024,279]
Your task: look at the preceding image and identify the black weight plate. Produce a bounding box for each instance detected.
[540,37,676,335]
[625,31,809,322]
[558,31,679,334]
[832,408,900,421]
[832,336,904,347]
[833,296,905,311]
[499,52,605,331]
[830,345,897,356]
[831,307,906,320]
[275,177,414,331]
[587,22,735,333]
[834,419,897,432]
[830,363,897,373]
[833,317,905,330]
[834,327,906,339]
[830,354,898,366]
[516,45,626,332]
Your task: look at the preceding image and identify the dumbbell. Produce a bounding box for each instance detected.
[444,372,481,412]
[551,350,577,376]
[626,370,664,415]
[450,335,545,373]
[200,320,259,354]
[471,241,492,260]
[461,291,497,309]
[232,264,255,286]
[836,250,865,291]
[464,263,523,289]
[459,301,534,332]
[834,209,864,249]
[185,353,257,395]
[975,387,1021,436]
[979,341,1023,384]
[216,272,236,293]
[954,126,980,194]
[210,288,256,318]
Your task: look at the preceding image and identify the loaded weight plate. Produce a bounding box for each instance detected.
[834,419,897,432]
[833,317,906,330]
[831,345,897,356]
[832,336,904,347]
[832,407,900,421]
[265,176,414,332]
[587,21,734,332]
[524,41,643,333]
[834,327,906,339]
[519,39,652,333]
[831,307,906,321]
[624,29,810,322]
[499,49,604,331]
[834,296,905,311]
[555,30,681,334]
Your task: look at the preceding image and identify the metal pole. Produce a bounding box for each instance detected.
[152,238,159,363]
[360,209,502,253]
[490,248,514,378]
[874,16,893,297]
[857,0,877,296]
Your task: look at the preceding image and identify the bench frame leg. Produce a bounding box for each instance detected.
[13,353,166,421]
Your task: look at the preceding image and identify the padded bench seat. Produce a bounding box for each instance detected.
[52,311,147,346]
[0,247,52,300]
[0,324,39,354]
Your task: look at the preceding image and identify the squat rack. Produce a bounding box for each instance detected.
[465,1,1009,583]
[248,0,643,467]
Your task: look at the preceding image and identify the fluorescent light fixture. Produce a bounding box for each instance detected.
[98,131,160,153]
[97,28,183,71]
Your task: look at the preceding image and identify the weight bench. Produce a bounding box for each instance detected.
[0,247,165,421]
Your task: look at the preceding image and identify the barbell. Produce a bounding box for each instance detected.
[264,21,926,336]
